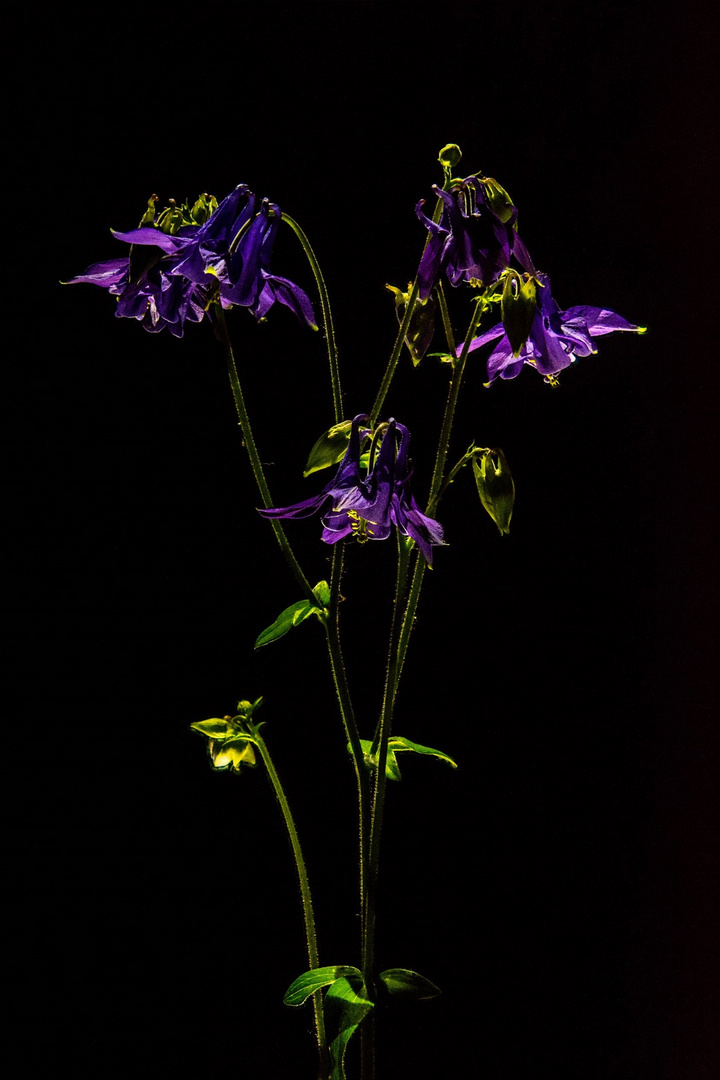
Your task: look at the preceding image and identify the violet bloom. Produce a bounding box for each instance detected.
[259,416,445,565]
[65,186,316,334]
[205,200,317,328]
[415,176,534,301]
[65,230,208,337]
[466,273,646,384]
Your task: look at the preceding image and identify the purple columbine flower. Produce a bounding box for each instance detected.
[415,176,534,301]
[204,199,317,328]
[259,416,445,565]
[65,186,316,335]
[465,272,647,384]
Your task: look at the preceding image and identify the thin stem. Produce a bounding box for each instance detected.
[323,545,371,948]
[388,302,488,741]
[370,281,420,426]
[435,280,457,356]
[360,534,411,1080]
[253,731,328,1080]
[282,213,342,425]
[212,307,317,606]
[427,300,485,508]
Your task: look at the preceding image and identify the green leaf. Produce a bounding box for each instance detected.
[190,717,237,739]
[388,736,458,770]
[356,739,401,781]
[254,584,329,648]
[378,968,442,1002]
[325,975,374,1080]
[355,737,456,781]
[303,421,353,477]
[312,579,331,606]
[472,448,515,535]
[283,965,362,1007]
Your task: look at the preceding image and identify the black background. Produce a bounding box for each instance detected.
[7,2,718,1077]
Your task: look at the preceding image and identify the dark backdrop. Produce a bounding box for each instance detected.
[7,3,718,1077]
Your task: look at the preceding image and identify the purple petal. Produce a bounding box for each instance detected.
[64,257,129,288]
[563,306,645,337]
[110,227,185,253]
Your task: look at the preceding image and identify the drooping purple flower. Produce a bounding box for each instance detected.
[204,200,317,328]
[259,416,445,565]
[465,273,647,384]
[415,176,534,301]
[65,186,316,334]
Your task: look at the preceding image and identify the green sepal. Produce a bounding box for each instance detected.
[387,284,436,365]
[254,581,330,648]
[472,448,515,535]
[325,975,374,1080]
[356,737,457,781]
[209,736,257,771]
[482,177,516,223]
[501,270,537,357]
[190,717,238,740]
[378,968,442,1002]
[303,421,355,477]
[283,965,363,1007]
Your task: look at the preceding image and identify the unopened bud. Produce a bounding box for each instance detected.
[501,271,537,357]
[482,177,516,223]
[438,143,462,169]
[472,448,515,535]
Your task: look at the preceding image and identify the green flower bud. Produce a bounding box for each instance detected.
[472,448,515,535]
[482,177,515,223]
[139,194,159,227]
[387,283,436,366]
[438,143,462,168]
[190,192,218,225]
[501,271,537,357]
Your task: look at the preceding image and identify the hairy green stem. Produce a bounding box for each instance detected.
[360,534,411,1080]
[282,213,342,425]
[370,281,420,426]
[212,307,317,606]
[323,546,371,944]
[387,302,488,746]
[253,731,328,1079]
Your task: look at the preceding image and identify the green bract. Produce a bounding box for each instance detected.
[303,421,354,476]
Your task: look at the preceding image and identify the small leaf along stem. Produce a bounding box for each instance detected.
[252,729,329,1079]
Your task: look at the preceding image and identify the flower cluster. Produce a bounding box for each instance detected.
[66,186,316,337]
[259,415,445,565]
[465,272,646,384]
[416,174,645,383]
[415,176,534,301]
